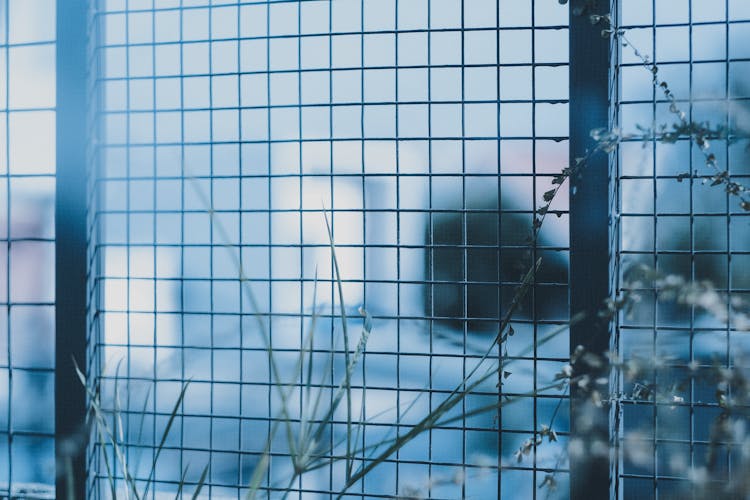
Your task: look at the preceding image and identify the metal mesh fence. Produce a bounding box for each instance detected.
[86,0,571,498]
[613,0,750,497]
[0,0,57,496]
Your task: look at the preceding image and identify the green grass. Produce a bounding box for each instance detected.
[75,359,207,500]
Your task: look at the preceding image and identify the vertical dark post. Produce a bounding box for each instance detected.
[569,0,611,498]
[56,0,88,498]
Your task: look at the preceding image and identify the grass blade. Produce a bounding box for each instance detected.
[347,307,372,479]
[245,438,272,500]
[297,273,321,464]
[174,464,190,500]
[305,330,338,450]
[190,464,210,500]
[132,383,154,480]
[308,305,373,456]
[75,358,141,499]
[98,426,117,500]
[141,380,191,499]
[113,359,125,444]
[322,210,354,480]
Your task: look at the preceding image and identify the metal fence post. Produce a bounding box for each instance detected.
[56,0,88,497]
[569,0,612,497]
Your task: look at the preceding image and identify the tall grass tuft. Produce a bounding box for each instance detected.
[75,359,207,499]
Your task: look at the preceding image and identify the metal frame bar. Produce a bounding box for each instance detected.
[569,0,612,497]
[55,1,89,498]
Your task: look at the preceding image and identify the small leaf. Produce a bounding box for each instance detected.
[543,189,556,202]
[539,474,557,490]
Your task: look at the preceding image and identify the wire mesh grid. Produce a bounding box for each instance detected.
[86,0,571,497]
[0,0,57,497]
[613,0,750,497]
